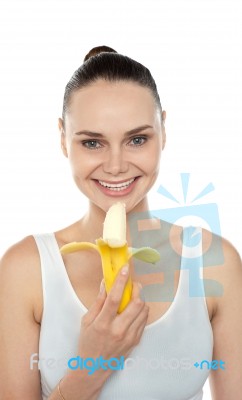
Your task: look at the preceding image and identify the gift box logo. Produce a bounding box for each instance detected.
[128,173,224,301]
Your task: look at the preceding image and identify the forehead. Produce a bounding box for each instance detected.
[65,79,160,133]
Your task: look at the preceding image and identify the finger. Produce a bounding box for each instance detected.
[100,265,130,321]
[131,281,143,301]
[84,279,107,325]
[130,305,149,345]
[130,304,149,335]
[111,301,148,349]
[115,293,146,332]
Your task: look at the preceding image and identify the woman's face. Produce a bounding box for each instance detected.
[59,79,166,213]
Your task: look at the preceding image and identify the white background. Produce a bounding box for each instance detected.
[0,0,241,398]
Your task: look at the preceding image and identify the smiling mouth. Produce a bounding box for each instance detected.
[97,177,138,191]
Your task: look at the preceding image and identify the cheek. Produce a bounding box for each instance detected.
[143,142,162,172]
[68,148,98,176]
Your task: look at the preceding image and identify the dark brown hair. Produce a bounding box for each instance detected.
[62,45,162,127]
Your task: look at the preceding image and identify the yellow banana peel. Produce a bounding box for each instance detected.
[60,202,160,313]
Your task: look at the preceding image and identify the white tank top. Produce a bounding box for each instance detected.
[33,226,213,400]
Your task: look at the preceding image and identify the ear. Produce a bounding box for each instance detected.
[161,110,166,150]
[58,118,68,158]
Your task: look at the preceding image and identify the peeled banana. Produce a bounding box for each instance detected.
[60,202,160,313]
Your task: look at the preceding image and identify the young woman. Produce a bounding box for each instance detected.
[0,46,241,400]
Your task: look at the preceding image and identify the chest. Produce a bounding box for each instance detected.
[48,251,214,324]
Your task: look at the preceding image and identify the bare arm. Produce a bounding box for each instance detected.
[209,239,242,399]
[0,237,42,399]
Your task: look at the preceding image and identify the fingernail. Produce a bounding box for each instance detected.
[121,265,129,275]
[100,280,105,293]
[138,282,143,290]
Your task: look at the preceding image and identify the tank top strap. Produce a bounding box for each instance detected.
[33,233,63,292]
[179,226,211,327]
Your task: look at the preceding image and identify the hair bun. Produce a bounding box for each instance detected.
[83,45,117,62]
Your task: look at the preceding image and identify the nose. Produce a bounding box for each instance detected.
[102,146,129,176]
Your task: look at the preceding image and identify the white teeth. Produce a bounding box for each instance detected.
[98,178,135,190]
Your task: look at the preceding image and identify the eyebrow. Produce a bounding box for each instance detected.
[74,124,153,138]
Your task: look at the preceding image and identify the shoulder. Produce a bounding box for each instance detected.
[0,236,42,321]
[201,228,242,313]
[202,228,241,275]
[0,235,40,276]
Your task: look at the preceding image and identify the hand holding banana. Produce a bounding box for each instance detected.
[60,202,160,313]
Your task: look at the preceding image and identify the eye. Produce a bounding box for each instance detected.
[129,136,147,146]
[81,140,102,150]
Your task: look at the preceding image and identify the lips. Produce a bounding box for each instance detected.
[94,177,140,196]
[98,178,135,190]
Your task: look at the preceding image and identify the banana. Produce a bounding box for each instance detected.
[60,202,160,313]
